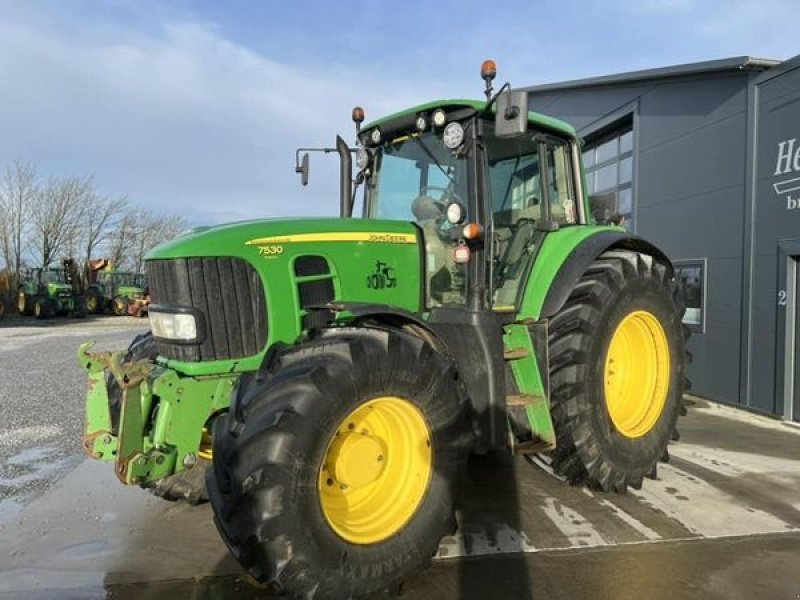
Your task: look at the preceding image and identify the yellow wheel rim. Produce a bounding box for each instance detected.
[87,295,97,312]
[34,302,41,317]
[17,293,25,313]
[198,428,213,460]
[319,396,432,545]
[604,310,670,438]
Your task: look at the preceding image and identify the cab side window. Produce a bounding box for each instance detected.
[545,139,577,226]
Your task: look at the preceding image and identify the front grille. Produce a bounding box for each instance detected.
[146,257,267,362]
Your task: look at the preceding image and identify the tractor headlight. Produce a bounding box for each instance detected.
[443,122,464,149]
[149,306,202,342]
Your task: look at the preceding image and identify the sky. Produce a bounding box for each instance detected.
[0,0,797,226]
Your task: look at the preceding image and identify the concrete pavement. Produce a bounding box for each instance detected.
[1,393,798,599]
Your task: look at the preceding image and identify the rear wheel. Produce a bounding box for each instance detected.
[208,328,472,599]
[33,297,52,320]
[548,249,686,492]
[107,331,210,504]
[85,288,102,314]
[17,289,30,316]
[112,296,128,316]
[0,296,6,319]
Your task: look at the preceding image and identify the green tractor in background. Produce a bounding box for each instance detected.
[86,271,149,317]
[18,263,86,319]
[0,272,11,319]
[79,62,687,599]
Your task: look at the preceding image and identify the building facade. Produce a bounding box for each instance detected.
[523,55,800,422]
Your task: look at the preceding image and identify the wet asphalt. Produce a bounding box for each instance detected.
[0,317,147,522]
[1,319,799,599]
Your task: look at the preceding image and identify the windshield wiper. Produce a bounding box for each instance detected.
[414,136,455,185]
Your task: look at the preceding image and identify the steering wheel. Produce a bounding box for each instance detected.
[411,185,464,221]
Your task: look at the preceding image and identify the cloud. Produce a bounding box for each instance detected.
[0,0,797,230]
[0,10,452,225]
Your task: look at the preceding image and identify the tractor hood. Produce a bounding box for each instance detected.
[144,217,424,376]
[48,282,72,295]
[146,217,420,260]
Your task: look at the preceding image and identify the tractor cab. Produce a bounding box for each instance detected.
[355,101,584,310]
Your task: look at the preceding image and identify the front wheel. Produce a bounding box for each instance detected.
[548,249,686,492]
[208,328,472,599]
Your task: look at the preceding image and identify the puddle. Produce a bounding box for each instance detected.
[0,446,80,527]
[6,447,58,466]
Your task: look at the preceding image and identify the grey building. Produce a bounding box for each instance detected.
[523,55,800,423]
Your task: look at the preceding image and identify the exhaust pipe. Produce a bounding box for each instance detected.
[336,135,352,218]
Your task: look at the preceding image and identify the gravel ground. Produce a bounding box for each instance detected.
[0,316,147,521]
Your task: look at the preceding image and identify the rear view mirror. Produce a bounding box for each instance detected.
[495,89,529,138]
[295,152,309,186]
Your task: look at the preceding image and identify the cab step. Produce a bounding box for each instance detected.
[503,347,529,360]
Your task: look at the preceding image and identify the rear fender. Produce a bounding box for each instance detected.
[541,233,672,319]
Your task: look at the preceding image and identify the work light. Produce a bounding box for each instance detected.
[443,122,464,149]
[356,148,370,170]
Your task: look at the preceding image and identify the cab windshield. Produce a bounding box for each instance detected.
[39,269,63,284]
[365,127,471,306]
[367,130,469,222]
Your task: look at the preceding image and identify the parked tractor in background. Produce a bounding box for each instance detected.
[79,62,688,599]
[86,270,149,317]
[0,272,11,319]
[18,263,86,319]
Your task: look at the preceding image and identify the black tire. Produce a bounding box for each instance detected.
[112,295,128,316]
[208,327,473,599]
[106,331,209,504]
[85,288,103,314]
[34,297,52,320]
[17,289,30,316]
[71,295,87,319]
[0,296,6,319]
[547,249,686,492]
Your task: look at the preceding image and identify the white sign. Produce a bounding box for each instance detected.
[773,137,800,210]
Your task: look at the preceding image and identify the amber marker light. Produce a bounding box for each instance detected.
[462,223,483,240]
[352,106,365,124]
[480,59,497,82]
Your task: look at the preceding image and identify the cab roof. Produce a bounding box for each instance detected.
[363,98,577,139]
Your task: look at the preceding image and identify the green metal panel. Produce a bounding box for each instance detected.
[78,342,237,485]
[148,218,423,377]
[518,225,624,320]
[503,322,555,449]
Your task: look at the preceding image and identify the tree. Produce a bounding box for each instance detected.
[78,192,128,270]
[108,210,138,269]
[0,160,37,288]
[31,176,90,267]
[131,211,188,273]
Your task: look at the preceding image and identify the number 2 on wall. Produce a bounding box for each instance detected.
[778,289,787,306]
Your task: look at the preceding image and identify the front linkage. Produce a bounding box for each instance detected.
[78,342,234,487]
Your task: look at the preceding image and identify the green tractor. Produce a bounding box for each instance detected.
[86,271,149,317]
[18,264,86,319]
[79,62,687,598]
